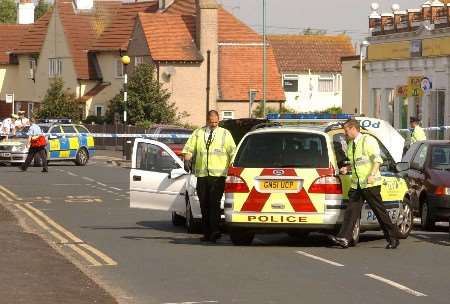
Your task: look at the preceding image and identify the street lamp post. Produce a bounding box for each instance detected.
[359,41,369,115]
[262,0,267,118]
[121,55,130,124]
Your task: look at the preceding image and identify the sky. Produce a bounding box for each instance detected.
[220,0,426,46]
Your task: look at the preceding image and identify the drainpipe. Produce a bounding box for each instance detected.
[206,50,211,118]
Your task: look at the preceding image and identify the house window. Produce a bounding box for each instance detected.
[48,58,62,77]
[283,75,298,92]
[95,106,104,117]
[27,103,33,118]
[318,74,334,92]
[28,57,37,79]
[222,111,234,120]
[115,59,124,78]
[135,56,144,67]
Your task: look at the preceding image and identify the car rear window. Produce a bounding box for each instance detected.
[234,132,329,168]
[431,146,450,170]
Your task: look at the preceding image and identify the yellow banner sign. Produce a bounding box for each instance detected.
[367,41,411,61]
[423,37,450,57]
[407,77,423,97]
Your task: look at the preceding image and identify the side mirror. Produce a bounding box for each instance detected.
[395,162,410,172]
[169,167,187,179]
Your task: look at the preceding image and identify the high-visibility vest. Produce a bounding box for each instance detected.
[347,134,383,189]
[411,125,427,144]
[182,126,236,177]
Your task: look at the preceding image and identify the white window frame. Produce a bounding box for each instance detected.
[135,56,144,67]
[95,105,104,117]
[115,59,124,78]
[222,111,234,120]
[283,74,299,93]
[27,103,33,118]
[28,57,37,79]
[48,58,62,77]
[318,74,334,93]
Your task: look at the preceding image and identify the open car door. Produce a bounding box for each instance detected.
[130,139,187,213]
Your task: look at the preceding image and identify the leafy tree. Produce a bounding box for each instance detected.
[35,78,82,122]
[35,0,52,21]
[302,27,327,36]
[252,103,296,118]
[107,63,176,125]
[0,0,17,23]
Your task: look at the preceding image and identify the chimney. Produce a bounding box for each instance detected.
[195,0,218,52]
[74,0,94,10]
[17,0,35,24]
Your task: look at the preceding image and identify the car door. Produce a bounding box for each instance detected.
[60,125,78,159]
[47,125,62,160]
[408,144,429,211]
[130,139,187,212]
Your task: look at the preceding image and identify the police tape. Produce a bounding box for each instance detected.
[398,126,450,132]
[0,133,191,139]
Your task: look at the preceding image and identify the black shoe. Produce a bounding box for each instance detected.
[210,232,222,242]
[20,166,26,172]
[329,235,349,248]
[385,239,400,249]
[42,168,48,173]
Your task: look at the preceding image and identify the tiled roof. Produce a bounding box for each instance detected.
[92,1,158,51]
[138,13,202,62]
[218,45,285,102]
[218,8,261,43]
[0,24,31,64]
[268,35,355,73]
[13,11,52,54]
[164,0,196,15]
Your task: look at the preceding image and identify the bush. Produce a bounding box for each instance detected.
[83,115,105,125]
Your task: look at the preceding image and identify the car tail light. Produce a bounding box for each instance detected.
[224,167,249,193]
[308,176,342,194]
[434,186,450,196]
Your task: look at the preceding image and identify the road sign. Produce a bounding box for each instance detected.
[5,93,14,104]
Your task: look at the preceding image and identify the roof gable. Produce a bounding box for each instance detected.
[13,11,52,55]
[268,35,355,73]
[0,24,31,64]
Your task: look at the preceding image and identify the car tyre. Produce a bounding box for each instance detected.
[397,197,413,239]
[75,148,89,166]
[350,217,360,246]
[171,211,185,226]
[185,196,201,234]
[421,201,436,231]
[230,229,254,246]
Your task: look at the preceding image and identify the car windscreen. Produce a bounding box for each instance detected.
[430,145,450,170]
[233,132,329,168]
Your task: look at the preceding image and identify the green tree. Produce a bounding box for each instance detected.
[302,27,327,35]
[35,78,82,122]
[107,63,176,125]
[252,103,296,118]
[35,0,52,21]
[0,0,17,23]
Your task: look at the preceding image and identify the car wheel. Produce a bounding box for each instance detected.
[397,197,413,239]
[75,148,89,166]
[350,217,360,246]
[171,211,185,226]
[230,229,254,246]
[421,201,436,231]
[185,196,200,234]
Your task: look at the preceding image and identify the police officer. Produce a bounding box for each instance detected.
[21,117,48,173]
[330,119,399,249]
[182,110,236,242]
[410,116,427,144]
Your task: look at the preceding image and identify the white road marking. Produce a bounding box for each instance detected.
[416,234,430,239]
[440,241,450,245]
[110,187,122,191]
[0,190,13,201]
[365,274,427,297]
[0,185,22,200]
[82,177,95,182]
[96,182,107,186]
[295,250,344,267]
[67,171,78,177]
[162,301,219,304]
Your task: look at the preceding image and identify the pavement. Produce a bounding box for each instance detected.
[94,149,131,168]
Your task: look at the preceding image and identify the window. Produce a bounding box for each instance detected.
[95,106,103,117]
[135,56,144,67]
[136,142,179,173]
[49,58,62,77]
[49,126,61,134]
[115,59,124,78]
[61,125,76,134]
[431,146,450,170]
[234,132,329,168]
[283,75,298,92]
[411,144,428,170]
[222,111,234,120]
[27,103,33,118]
[75,125,89,134]
[28,57,36,79]
[318,74,334,92]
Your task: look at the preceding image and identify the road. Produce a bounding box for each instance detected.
[1,155,450,304]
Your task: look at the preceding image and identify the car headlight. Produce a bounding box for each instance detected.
[11,145,26,152]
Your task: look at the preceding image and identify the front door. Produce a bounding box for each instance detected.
[130,139,187,212]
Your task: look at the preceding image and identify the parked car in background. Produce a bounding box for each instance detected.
[147,125,193,156]
[219,118,268,144]
[402,140,450,230]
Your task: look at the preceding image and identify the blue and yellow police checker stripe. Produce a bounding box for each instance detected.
[47,134,94,160]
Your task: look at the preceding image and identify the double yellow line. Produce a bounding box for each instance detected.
[0,186,117,267]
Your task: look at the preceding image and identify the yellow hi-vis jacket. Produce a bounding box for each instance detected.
[182,126,236,177]
[347,134,383,189]
[411,125,427,144]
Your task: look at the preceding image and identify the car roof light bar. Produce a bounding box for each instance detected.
[266,113,353,123]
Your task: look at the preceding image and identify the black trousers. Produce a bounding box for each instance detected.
[338,185,398,242]
[196,176,225,238]
[22,147,48,171]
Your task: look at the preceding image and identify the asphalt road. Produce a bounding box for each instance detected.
[1,155,450,304]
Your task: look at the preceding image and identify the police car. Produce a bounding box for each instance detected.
[129,116,412,244]
[0,119,94,165]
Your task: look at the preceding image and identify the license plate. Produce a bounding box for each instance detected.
[260,180,298,191]
[0,152,11,157]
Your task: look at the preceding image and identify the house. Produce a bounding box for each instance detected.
[268,35,355,113]
[1,0,284,125]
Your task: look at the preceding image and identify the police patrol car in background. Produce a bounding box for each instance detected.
[0,119,94,165]
[129,115,413,244]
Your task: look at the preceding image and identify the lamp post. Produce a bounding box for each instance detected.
[359,40,369,115]
[262,0,267,118]
[121,55,130,124]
